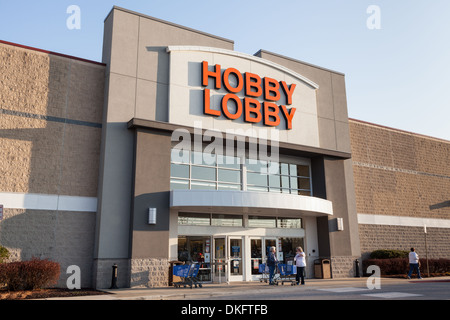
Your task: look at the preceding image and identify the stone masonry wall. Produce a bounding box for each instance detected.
[349,119,450,261]
[0,42,105,288]
[349,119,450,220]
[130,258,169,288]
[359,224,450,260]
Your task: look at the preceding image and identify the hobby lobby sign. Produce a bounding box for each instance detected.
[201,61,297,130]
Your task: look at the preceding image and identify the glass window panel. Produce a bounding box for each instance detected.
[217,154,240,169]
[218,169,241,184]
[297,165,310,177]
[278,218,302,229]
[289,164,297,176]
[290,177,298,189]
[281,176,290,189]
[280,163,289,175]
[218,183,241,191]
[191,166,216,181]
[293,190,312,196]
[170,179,189,190]
[246,159,267,173]
[191,180,216,190]
[269,188,281,193]
[171,149,190,164]
[170,163,189,179]
[248,216,276,228]
[191,151,216,166]
[268,162,280,175]
[279,237,304,263]
[282,188,290,194]
[269,174,281,188]
[247,185,268,192]
[298,177,310,190]
[247,172,268,186]
[178,212,210,226]
[212,214,243,227]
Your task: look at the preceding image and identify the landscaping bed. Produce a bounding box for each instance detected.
[0,287,108,300]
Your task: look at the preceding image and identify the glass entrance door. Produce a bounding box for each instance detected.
[213,236,227,283]
[229,237,243,281]
[264,238,277,263]
[250,238,262,279]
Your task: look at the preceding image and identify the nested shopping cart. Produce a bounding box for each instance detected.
[173,263,203,288]
[276,263,296,286]
[258,263,269,283]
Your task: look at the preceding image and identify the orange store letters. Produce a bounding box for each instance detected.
[201,61,297,130]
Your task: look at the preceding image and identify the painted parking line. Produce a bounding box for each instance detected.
[316,287,371,293]
[362,292,423,299]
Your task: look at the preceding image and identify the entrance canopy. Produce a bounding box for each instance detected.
[170,190,333,217]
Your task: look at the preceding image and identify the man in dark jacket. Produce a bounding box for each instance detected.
[267,246,278,285]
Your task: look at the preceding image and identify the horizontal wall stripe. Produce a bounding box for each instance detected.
[0,192,97,212]
[0,108,102,128]
[353,161,450,180]
[358,213,450,229]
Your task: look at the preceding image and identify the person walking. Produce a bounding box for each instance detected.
[267,246,278,285]
[407,247,422,279]
[294,247,306,285]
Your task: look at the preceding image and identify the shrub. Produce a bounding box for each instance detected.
[0,258,61,291]
[369,249,409,259]
[0,246,10,264]
[363,258,450,276]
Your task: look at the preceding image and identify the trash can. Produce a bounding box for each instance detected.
[168,260,183,286]
[314,259,331,279]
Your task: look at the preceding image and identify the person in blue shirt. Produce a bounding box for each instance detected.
[267,246,278,285]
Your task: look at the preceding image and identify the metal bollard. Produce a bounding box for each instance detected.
[355,259,361,278]
[110,264,118,289]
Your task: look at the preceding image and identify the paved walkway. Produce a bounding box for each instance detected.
[41,276,450,300]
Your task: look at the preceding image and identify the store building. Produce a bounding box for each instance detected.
[0,6,448,289]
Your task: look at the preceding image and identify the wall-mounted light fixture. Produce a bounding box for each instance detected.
[148,208,157,225]
[336,218,344,231]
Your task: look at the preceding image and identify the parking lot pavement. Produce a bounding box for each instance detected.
[41,276,450,300]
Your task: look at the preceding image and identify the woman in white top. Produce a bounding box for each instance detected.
[294,247,306,285]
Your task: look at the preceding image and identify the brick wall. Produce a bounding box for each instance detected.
[359,224,450,260]
[0,42,105,288]
[349,119,450,261]
[350,119,450,220]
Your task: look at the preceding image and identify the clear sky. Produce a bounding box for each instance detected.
[1,1,449,141]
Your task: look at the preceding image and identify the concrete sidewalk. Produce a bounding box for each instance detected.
[40,276,450,300]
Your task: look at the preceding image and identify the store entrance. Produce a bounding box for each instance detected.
[178,235,304,283]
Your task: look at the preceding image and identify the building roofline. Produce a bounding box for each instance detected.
[0,40,105,66]
[255,49,345,76]
[106,6,235,45]
[349,118,450,143]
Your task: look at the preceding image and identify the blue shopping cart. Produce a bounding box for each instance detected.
[173,263,202,288]
[258,263,269,283]
[276,263,296,286]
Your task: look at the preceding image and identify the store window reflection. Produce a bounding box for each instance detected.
[177,236,212,281]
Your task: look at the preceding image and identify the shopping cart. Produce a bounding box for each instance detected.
[258,263,269,283]
[173,263,203,288]
[276,263,296,286]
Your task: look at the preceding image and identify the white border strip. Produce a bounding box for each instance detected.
[171,190,333,216]
[0,192,97,212]
[358,213,450,229]
[166,45,320,89]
